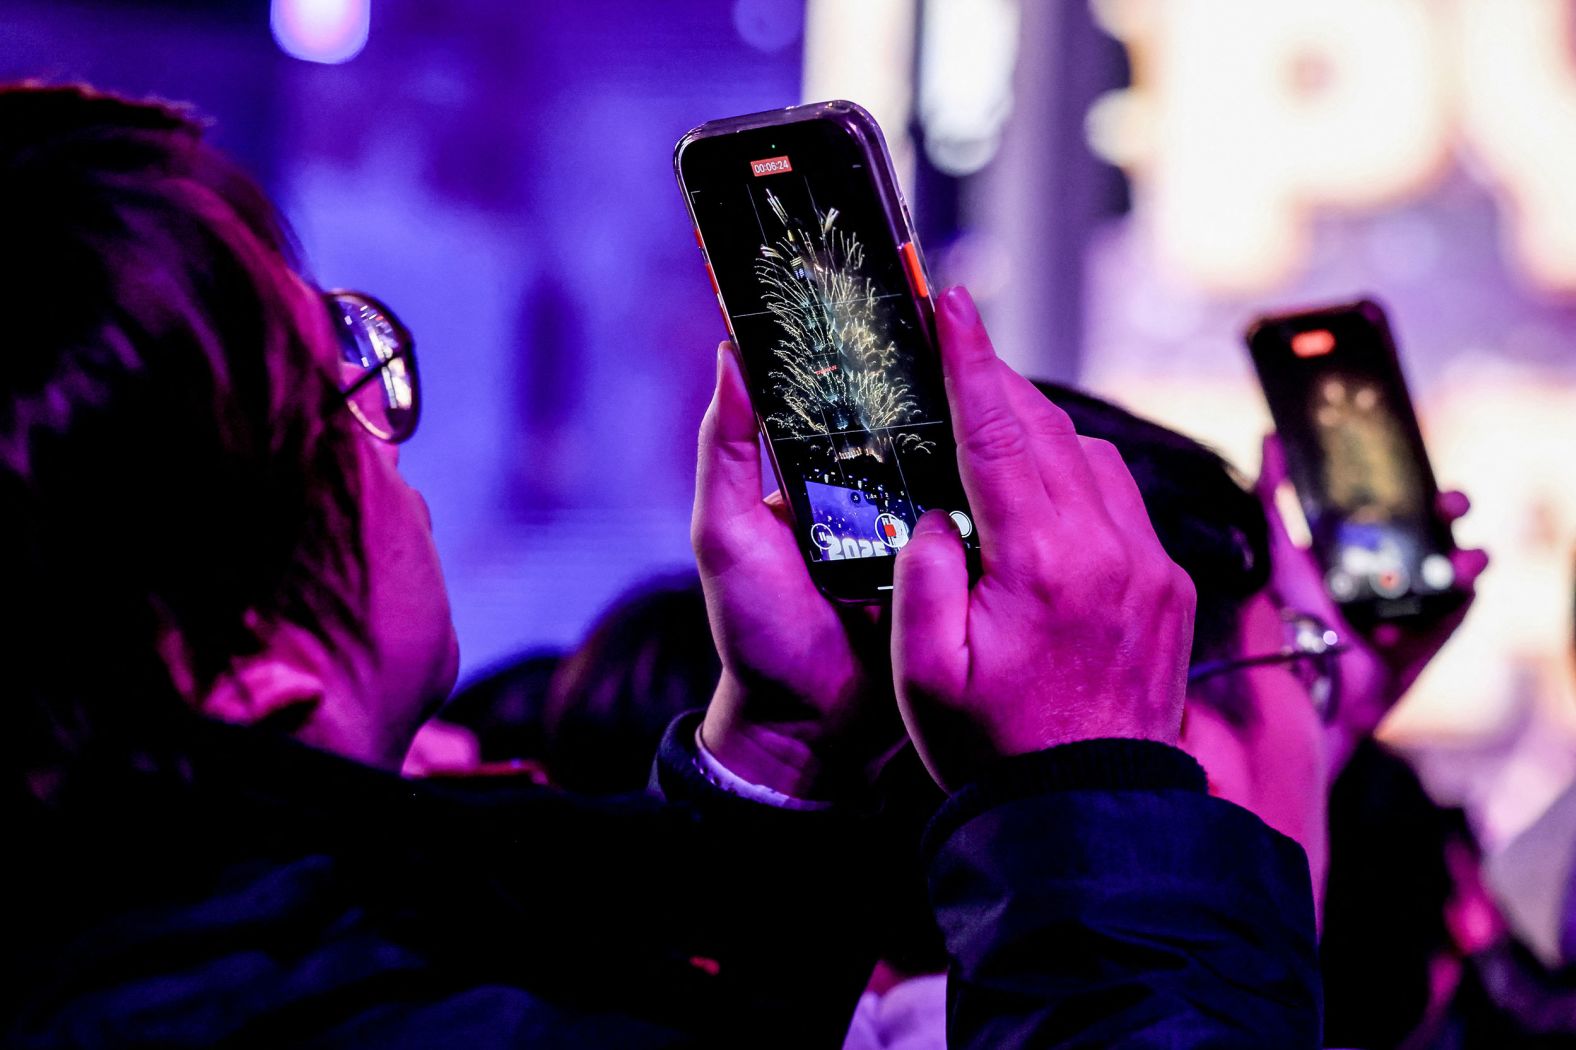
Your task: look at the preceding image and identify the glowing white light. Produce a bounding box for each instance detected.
[1094,0,1576,294]
[1084,89,1153,169]
[1456,0,1576,293]
[271,0,370,66]
[918,0,1021,176]
[1094,0,1450,292]
[802,0,917,188]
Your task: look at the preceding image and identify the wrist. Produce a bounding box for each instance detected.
[699,672,879,802]
[693,726,836,810]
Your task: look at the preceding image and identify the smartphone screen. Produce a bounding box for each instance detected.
[677,104,976,601]
[1246,300,1458,623]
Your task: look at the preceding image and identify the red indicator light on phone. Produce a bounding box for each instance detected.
[1292,329,1336,358]
[750,156,792,177]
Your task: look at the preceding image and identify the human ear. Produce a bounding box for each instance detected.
[202,657,324,732]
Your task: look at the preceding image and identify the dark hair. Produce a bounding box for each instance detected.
[0,84,366,794]
[1032,381,1271,672]
[439,650,563,764]
[540,574,721,794]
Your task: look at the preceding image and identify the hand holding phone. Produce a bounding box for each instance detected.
[695,287,1196,797]
[1255,433,1487,774]
[893,289,1196,791]
[692,338,902,802]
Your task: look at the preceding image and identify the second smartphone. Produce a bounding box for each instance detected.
[675,101,978,603]
[1246,299,1461,626]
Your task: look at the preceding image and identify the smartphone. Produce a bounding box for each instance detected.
[675,100,978,603]
[1245,299,1461,625]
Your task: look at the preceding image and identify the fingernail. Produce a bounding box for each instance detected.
[943,286,980,328]
[912,509,956,537]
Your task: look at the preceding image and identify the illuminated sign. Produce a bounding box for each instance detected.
[1089,0,1576,295]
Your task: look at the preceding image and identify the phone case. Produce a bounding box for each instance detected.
[674,100,934,335]
[674,101,945,603]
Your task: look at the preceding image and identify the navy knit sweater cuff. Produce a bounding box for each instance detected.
[921,738,1207,861]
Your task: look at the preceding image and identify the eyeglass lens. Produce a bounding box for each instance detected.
[1283,614,1338,719]
[332,297,416,442]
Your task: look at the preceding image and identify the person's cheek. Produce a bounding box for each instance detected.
[1241,666,1329,887]
[355,435,455,684]
[1179,703,1253,804]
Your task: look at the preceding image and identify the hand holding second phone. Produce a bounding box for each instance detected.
[894,288,1197,791]
[1255,433,1488,777]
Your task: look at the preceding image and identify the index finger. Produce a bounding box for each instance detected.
[999,364,1111,527]
[936,287,1050,555]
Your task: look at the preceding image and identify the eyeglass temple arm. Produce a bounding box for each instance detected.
[1187,644,1351,683]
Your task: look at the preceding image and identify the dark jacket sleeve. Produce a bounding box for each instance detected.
[408,709,884,1045]
[10,714,884,1050]
[646,710,884,1043]
[924,739,1322,1049]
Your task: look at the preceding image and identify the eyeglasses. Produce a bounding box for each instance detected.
[327,289,420,444]
[1187,610,1347,722]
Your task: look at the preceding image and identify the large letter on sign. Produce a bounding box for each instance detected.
[1457,0,1576,292]
[1115,0,1449,292]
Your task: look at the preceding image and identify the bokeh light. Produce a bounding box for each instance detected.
[271,0,370,65]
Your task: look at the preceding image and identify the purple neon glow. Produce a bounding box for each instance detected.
[270,0,369,65]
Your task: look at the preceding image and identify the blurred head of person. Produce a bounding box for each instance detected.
[540,574,720,794]
[403,650,563,778]
[2,84,458,797]
[449,651,563,760]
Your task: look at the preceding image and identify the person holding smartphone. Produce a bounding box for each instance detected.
[5,83,1317,1049]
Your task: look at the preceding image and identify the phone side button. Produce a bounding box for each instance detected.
[900,241,930,299]
[702,260,735,338]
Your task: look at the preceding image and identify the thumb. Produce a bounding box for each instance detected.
[1255,432,1331,612]
[892,511,968,701]
[695,342,766,534]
